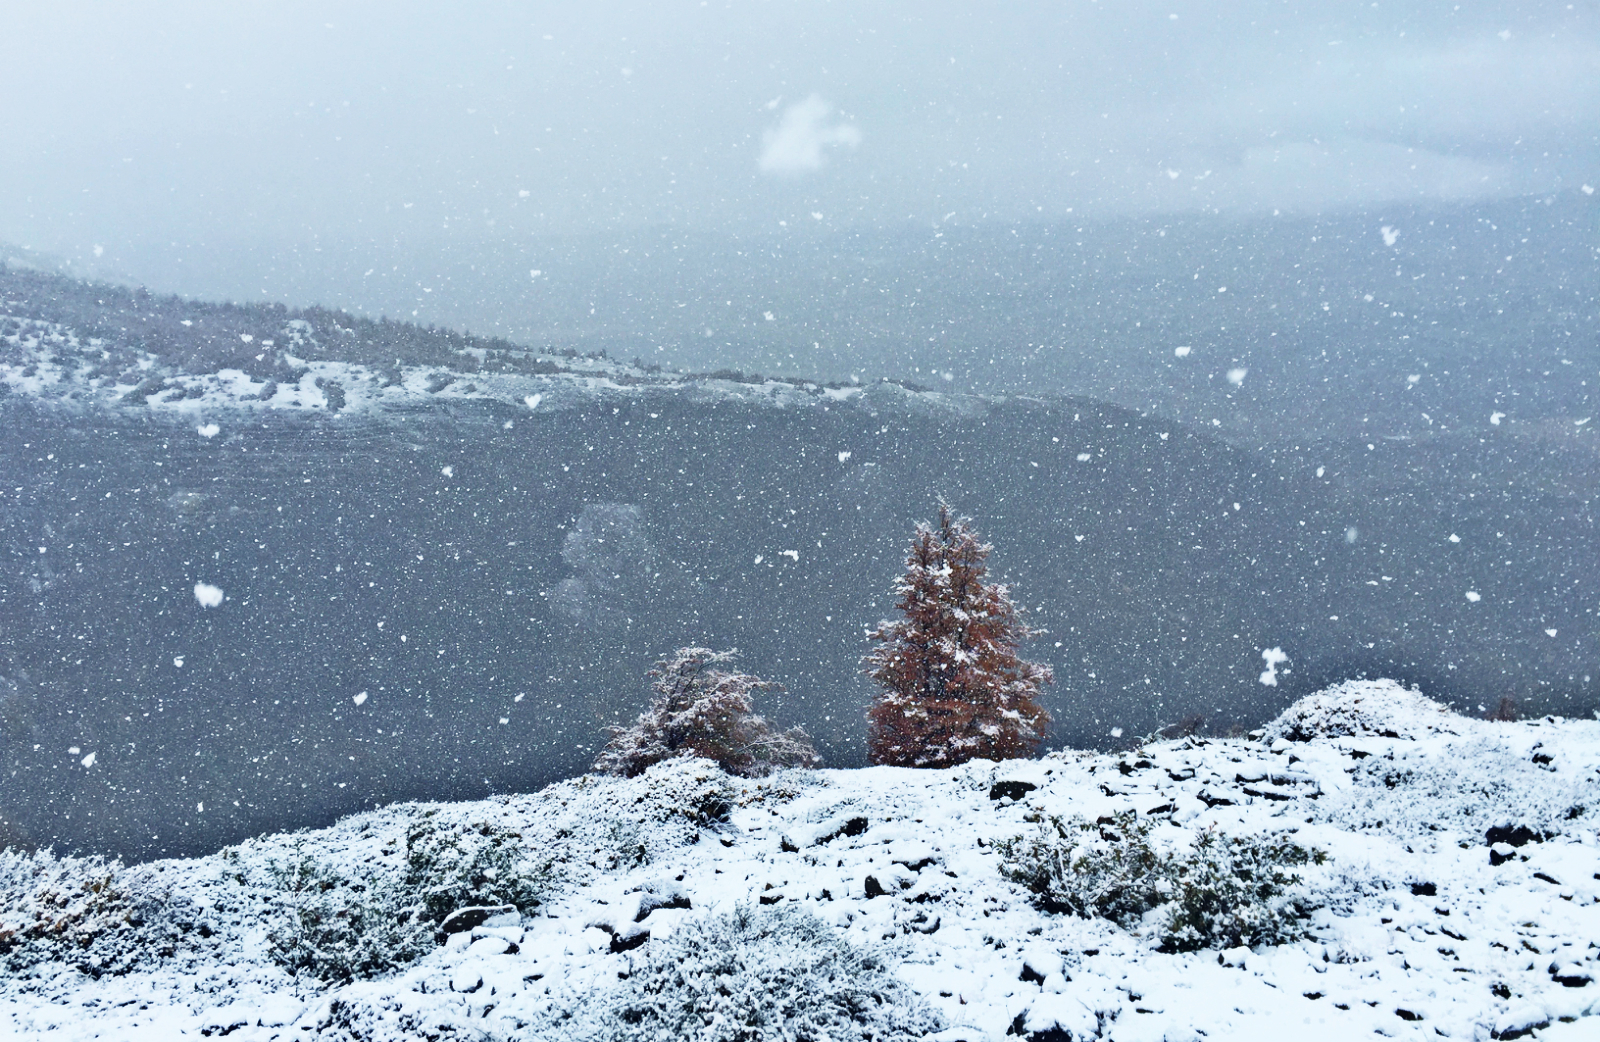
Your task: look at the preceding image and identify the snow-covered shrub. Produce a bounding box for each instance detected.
[998,811,1321,950]
[403,813,551,927]
[576,904,943,1042]
[594,757,739,861]
[594,648,820,778]
[1264,678,1462,742]
[1158,830,1320,952]
[0,849,188,975]
[265,840,434,983]
[996,811,1169,924]
[266,815,553,981]
[1318,735,1592,840]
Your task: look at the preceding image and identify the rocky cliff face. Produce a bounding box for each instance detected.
[2,266,1596,861]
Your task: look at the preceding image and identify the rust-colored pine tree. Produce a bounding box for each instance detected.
[865,504,1052,767]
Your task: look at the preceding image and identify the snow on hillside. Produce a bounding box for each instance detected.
[2,682,1597,1041]
[0,310,984,424]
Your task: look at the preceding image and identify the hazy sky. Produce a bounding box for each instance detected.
[3,1,1596,271]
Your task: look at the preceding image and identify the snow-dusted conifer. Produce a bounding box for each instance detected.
[593,648,819,778]
[865,504,1051,767]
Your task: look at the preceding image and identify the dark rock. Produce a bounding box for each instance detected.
[609,927,650,953]
[989,781,1038,802]
[1485,825,1544,849]
[438,904,516,935]
[816,817,869,844]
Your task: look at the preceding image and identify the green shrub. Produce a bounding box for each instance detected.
[998,811,1322,951]
[1157,829,1320,952]
[266,816,553,982]
[995,810,1169,924]
[403,815,551,926]
[266,841,433,983]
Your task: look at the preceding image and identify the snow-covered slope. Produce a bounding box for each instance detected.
[2,682,1596,1041]
[0,309,974,423]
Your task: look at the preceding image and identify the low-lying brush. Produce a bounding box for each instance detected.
[266,814,553,982]
[0,849,192,975]
[998,811,1322,951]
[571,904,943,1042]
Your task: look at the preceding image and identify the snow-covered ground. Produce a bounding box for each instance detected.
[2,681,1597,1041]
[0,311,961,423]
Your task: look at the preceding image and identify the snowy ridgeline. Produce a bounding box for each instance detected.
[0,312,928,421]
[2,680,1598,1042]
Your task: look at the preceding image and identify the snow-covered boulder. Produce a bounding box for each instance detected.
[1263,678,1463,742]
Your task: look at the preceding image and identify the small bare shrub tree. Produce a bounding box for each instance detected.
[594,648,819,778]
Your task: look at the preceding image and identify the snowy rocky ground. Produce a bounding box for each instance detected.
[2,681,1598,1041]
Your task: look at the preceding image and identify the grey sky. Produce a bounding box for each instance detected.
[3,1,1595,273]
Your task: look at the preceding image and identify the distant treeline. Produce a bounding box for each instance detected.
[0,263,887,393]
[0,263,607,379]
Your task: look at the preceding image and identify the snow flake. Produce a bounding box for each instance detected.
[194,582,224,607]
[353,691,368,706]
[1258,647,1289,686]
[1465,591,1481,602]
[197,423,220,438]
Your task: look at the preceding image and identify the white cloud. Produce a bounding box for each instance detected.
[759,95,860,175]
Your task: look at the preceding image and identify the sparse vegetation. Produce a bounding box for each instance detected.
[0,849,187,976]
[576,904,943,1042]
[265,841,434,983]
[997,810,1322,951]
[265,815,553,982]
